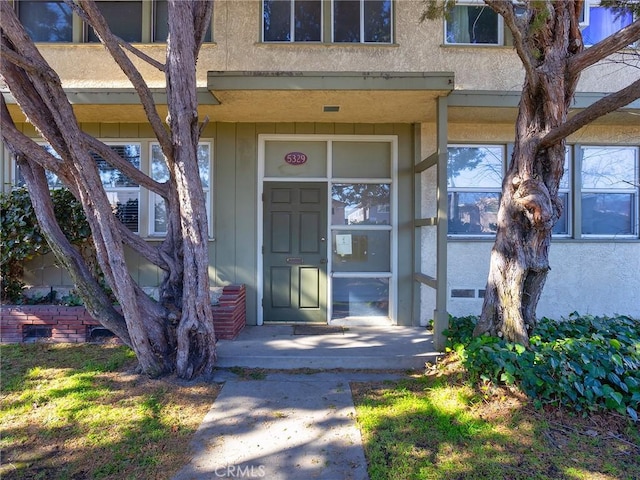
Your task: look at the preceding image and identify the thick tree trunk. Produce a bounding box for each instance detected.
[475,2,580,345]
[166,1,217,379]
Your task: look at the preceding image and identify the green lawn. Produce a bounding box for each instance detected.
[352,357,640,480]
[0,343,219,480]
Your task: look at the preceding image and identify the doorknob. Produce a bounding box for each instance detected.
[320,237,326,242]
[320,258,327,264]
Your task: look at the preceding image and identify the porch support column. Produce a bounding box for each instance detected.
[433,96,449,350]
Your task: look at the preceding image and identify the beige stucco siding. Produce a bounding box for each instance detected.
[24,1,636,95]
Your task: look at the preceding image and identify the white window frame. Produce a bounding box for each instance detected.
[446,144,505,236]
[331,0,393,44]
[261,0,323,43]
[148,141,213,238]
[443,0,503,46]
[578,145,639,238]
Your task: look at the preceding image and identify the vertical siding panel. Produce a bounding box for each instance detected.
[275,123,295,134]
[138,123,155,137]
[354,124,375,135]
[100,124,120,138]
[374,124,396,135]
[235,123,258,324]
[295,123,315,134]
[119,123,139,138]
[214,123,238,285]
[334,123,354,135]
[314,123,335,135]
[81,123,101,136]
[256,123,277,136]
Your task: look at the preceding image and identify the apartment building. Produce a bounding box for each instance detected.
[2,1,639,337]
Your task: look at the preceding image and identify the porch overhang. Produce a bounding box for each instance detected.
[206,71,455,124]
[448,90,640,125]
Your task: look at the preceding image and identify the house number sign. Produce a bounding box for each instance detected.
[284,152,308,165]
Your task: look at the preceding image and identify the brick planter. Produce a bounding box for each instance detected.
[0,284,246,344]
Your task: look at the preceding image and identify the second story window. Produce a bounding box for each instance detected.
[445,2,500,45]
[581,1,635,46]
[18,0,72,42]
[333,0,392,43]
[263,0,322,42]
[262,0,393,44]
[87,1,143,43]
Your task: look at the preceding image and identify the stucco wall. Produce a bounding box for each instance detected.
[445,241,640,320]
[27,1,637,95]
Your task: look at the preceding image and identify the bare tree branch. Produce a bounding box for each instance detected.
[485,0,538,83]
[63,0,166,72]
[66,0,173,156]
[569,18,640,74]
[541,77,640,148]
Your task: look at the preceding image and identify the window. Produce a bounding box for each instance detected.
[262,0,392,43]
[553,149,571,236]
[447,146,503,234]
[580,146,638,236]
[16,0,212,43]
[581,1,635,46]
[153,0,212,43]
[87,1,143,43]
[92,144,141,232]
[445,2,500,45]
[18,0,72,42]
[150,143,211,235]
[263,0,322,42]
[333,0,392,43]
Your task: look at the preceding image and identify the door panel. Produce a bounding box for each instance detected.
[264,182,327,322]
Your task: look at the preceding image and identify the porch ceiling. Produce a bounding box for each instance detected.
[205,71,455,124]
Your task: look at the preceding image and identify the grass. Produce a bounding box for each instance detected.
[352,355,640,480]
[0,343,220,480]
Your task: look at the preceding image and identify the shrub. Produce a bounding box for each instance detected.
[446,313,640,421]
[0,187,91,303]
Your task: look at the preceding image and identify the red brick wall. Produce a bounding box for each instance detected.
[0,285,245,343]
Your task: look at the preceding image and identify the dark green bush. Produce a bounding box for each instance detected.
[446,313,640,421]
[0,187,91,303]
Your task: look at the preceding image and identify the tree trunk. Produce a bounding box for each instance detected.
[166,1,217,379]
[474,3,580,345]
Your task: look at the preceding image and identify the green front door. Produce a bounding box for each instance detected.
[263,182,328,322]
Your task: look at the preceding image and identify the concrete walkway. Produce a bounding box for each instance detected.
[173,325,439,480]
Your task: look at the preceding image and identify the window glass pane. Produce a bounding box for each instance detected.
[332,183,390,225]
[88,1,142,43]
[154,0,212,42]
[582,193,633,235]
[581,146,637,190]
[265,141,327,177]
[332,277,389,319]
[295,0,322,41]
[552,193,569,235]
[333,142,391,178]
[448,192,500,234]
[92,145,140,232]
[582,6,633,46]
[151,144,210,234]
[364,0,391,42]
[334,0,360,42]
[446,5,499,44]
[19,1,72,42]
[264,0,291,41]
[93,145,140,187]
[332,230,390,271]
[110,190,139,232]
[197,144,211,188]
[447,146,503,188]
[153,195,167,233]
